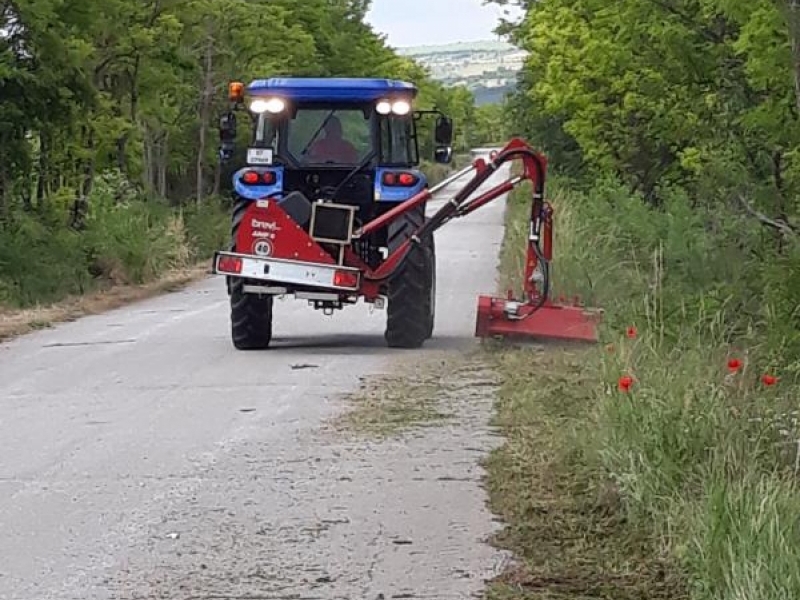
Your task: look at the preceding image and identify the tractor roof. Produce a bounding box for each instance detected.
[247,77,418,102]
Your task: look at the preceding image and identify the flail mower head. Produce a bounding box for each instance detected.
[466,144,602,344]
[466,145,602,343]
[474,294,602,343]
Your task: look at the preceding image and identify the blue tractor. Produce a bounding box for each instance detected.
[214,77,455,350]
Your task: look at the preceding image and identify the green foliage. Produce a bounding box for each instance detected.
[0,169,229,308]
[494,0,800,209]
[489,1,800,590]
[0,215,93,306]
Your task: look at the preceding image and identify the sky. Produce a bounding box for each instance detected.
[364,0,523,48]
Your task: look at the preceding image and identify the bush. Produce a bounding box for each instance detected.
[0,213,94,305]
[419,160,452,186]
[0,170,228,309]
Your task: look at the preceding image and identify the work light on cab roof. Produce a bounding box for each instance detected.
[228,77,416,114]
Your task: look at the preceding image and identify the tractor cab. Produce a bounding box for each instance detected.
[218,78,454,227]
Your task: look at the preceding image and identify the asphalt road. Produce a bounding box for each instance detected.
[0,163,512,599]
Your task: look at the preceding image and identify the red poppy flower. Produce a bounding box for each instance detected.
[618,375,634,392]
[626,326,637,339]
[727,358,742,373]
[762,374,778,386]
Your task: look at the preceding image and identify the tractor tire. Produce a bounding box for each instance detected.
[228,197,273,350]
[384,238,436,349]
[384,202,436,348]
[230,278,274,350]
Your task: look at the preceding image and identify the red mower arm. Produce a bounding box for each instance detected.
[357,138,548,297]
[356,137,601,342]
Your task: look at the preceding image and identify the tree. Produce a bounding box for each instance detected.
[492,0,800,217]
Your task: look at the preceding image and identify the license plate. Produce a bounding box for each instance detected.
[247,147,273,165]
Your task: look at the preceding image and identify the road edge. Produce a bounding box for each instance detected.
[0,262,211,344]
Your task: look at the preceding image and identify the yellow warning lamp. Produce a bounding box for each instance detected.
[228,81,245,103]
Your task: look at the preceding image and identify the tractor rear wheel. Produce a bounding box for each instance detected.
[229,197,273,350]
[384,236,436,349]
[384,201,436,348]
[230,279,274,350]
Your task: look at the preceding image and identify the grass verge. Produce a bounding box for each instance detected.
[482,179,687,598]
[483,175,800,599]
[0,262,210,343]
[483,346,687,599]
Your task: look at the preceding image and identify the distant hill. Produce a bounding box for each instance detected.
[398,40,527,105]
[399,40,515,56]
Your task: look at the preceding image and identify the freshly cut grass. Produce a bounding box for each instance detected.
[329,352,457,437]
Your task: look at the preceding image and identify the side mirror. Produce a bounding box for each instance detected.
[434,115,453,146]
[219,111,237,161]
[434,146,453,164]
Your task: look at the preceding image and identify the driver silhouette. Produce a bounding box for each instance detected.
[307,116,359,163]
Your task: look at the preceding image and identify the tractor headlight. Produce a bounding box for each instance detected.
[376,100,392,115]
[391,100,411,115]
[249,97,285,114]
[375,99,412,116]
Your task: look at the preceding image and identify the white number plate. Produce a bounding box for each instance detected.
[247,147,273,165]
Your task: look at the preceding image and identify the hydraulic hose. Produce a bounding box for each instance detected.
[529,238,550,312]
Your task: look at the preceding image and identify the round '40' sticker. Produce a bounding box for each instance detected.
[252,239,272,256]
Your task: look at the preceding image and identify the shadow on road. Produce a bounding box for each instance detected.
[255,333,479,353]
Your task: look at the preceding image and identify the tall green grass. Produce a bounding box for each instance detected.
[0,170,229,308]
[499,175,800,599]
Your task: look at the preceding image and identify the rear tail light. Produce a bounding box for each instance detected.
[217,255,243,273]
[240,170,276,185]
[382,171,418,187]
[333,270,359,288]
[398,172,416,185]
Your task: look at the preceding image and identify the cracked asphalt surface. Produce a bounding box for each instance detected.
[0,162,512,599]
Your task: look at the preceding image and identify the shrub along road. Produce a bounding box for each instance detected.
[0,162,512,599]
